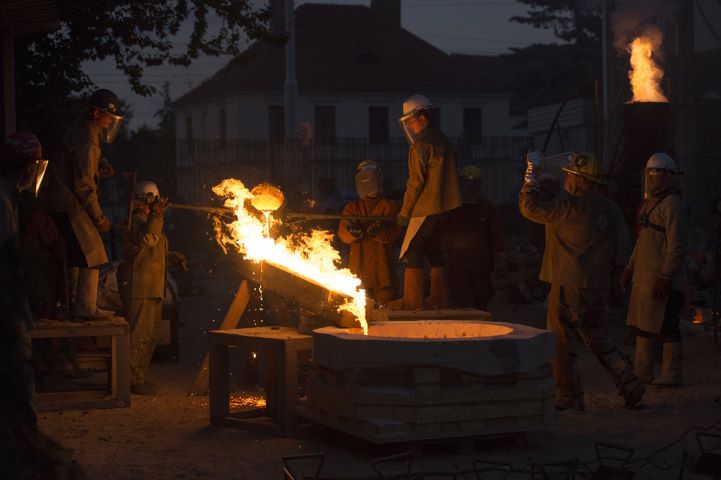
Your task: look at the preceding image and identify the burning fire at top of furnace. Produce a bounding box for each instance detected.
[212,179,368,335]
[627,30,668,103]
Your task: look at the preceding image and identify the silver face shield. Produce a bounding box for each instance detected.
[355,164,383,199]
[101,113,124,144]
[17,159,49,197]
[399,118,420,146]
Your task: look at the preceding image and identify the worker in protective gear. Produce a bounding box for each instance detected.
[118,181,169,395]
[0,132,47,436]
[41,88,123,320]
[338,160,401,306]
[520,151,643,410]
[394,95,462,310]
[621,153,687,387]
[447,165,505,310]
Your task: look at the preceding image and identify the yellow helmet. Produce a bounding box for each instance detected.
[459,165,481,181]
[561,152,601,183]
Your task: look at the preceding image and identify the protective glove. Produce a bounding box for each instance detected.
[620,267,634,292]
[522,150,544,192]
[98,158,115,179]
[151,197,170,215]
[346,220,364,238]
[168,250,189,272]
[95,216,111,233]
[367,221,382,238]
[652,277,671,300]
[396,215,409,227]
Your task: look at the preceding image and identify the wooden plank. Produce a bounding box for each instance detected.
[189,281,251,396]
[29,318,128,338]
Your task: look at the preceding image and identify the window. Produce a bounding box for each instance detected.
[315,106,336,145]
[218,108,227,147]
[185,116,193,153]
[268,105,284,143]
[463,107,483,143]
[368,107,389,145]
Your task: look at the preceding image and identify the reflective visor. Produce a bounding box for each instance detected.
[34,159,48,196]
[101,112,124,144]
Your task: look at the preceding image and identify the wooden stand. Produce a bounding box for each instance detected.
[208,326,312,435]
[29,317,130,411]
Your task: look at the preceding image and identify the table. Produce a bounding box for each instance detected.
[208,326,313,435]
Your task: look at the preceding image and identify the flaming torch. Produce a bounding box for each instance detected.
[212,178,368,335]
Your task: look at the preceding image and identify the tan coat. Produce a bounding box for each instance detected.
[399,127,462,219]
[519,189,629,289]
[338,197,401,292]
[41,118,108,267]
[118,210,168,300]
[626,194,687,334]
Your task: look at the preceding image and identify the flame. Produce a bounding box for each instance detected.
[693,308,705,325]
[212,178,368,334]
[628,34,668,103]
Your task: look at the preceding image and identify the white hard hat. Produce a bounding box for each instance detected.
[646,152,678,171]
[135,180,160,199]
[399,95,435,122]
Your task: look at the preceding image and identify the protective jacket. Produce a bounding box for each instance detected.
[42,118,108,267]
[338,197,400,292]
[626,193,687,334]
[519,189,629,289]
[399,126,462,219]
[118,209,167,300]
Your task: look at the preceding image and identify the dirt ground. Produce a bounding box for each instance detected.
[38,260,721,479]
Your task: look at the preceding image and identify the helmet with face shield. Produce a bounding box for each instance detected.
[398,95,436,145]
[2,132,48,197]
[134,180,160,204]
[643,152,683,199]
[89,89,124,144]
[354,160,383,199]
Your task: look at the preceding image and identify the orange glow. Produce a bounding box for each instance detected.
[693,308,705,325]
[213,179,368,334]
[628,34,668,103]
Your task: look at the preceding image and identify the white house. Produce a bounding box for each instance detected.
[173,1,530,204]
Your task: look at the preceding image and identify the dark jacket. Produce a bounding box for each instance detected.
[447,198,504,273]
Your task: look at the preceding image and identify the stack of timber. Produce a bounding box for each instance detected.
[302,363,555,444]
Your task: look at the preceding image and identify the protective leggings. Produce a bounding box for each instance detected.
[547,284,642,408]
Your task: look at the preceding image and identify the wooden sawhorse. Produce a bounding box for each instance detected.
[208,326,313,435]
[29,317,131,410]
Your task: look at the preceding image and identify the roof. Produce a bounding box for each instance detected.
[0,0,59,36]
[174,3,512,108]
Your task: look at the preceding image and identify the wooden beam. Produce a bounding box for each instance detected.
[189,280,251,396]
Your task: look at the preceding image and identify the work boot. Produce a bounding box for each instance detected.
[426,267,449,309]
[653,341,682,386]
[634,336,656,384]
[388,268,425,310]
[72,268,114,320]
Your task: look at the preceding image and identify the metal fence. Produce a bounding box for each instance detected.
[176,137,533,206]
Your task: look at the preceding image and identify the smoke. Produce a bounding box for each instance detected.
[611,0,678,54]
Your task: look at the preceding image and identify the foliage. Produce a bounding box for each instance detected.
[511,0,602,45]
[15,0,282,150]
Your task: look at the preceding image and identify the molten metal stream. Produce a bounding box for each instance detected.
[213,179,368,334]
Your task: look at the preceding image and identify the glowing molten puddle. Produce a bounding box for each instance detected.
[328,321,513,339]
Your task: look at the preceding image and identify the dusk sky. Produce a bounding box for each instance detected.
[83,0,561,130]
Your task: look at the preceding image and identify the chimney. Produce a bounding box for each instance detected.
[371,0,401,26]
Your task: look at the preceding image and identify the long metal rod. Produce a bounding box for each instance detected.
[170,203,395,223]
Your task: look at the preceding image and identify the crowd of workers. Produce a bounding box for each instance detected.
[0,88,713,468]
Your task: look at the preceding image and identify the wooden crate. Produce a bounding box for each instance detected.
[301,364,556,444]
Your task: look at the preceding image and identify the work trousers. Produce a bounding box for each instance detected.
[450,269,494,310]
[635,289,685,342]
[127,298,162,386]
[547,284,640,408]
[403,213,449,268]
